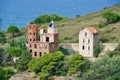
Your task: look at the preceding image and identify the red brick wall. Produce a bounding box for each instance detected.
[28,24,38,44]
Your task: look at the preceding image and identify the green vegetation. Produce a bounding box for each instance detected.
[102,11,120,24]
[98,11,120,29]
[59,47,69,55]
[80,56,120,80]
[15,51,32,71]
[7,25,20,37]
[3,4,120,43]
[31,14,63,24]
[97,23,106,28]
[28,52,90,80]
[28,51,65,80]
[94,43,104,57]
[0,3,120,80]
[8,38,27,49]
[0,67,14,80]
[79,43,120,80]
[7,47,21,57]
[0,32,6,44]
[0,48,3,65]
[68,54,84,75]
[76,15,81,18]
[35,4,120,43]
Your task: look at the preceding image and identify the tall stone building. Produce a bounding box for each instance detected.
[79,27,99,57]
[28,20,59,58]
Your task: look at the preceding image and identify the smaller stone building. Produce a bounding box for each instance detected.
[79,27,99,57]
[28,20,59,58]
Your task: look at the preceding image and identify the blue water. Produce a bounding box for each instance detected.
[0,0,120,30]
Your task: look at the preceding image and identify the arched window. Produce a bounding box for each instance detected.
[88,39,90,43]
[34,52,37,56]
[39,52,42,57]
[33,39,35,41]
[82,46,85,50]
[30,39,32,41]
[46,37,49,42]
[88,46,90,50]
[34,44,37,48]
[30,49,32,52]
[30,32,32,35]
[30,44,31,47]
[33,32,35,35]
[85,32,87,36]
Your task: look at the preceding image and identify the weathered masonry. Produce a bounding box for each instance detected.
[28,20,59,58]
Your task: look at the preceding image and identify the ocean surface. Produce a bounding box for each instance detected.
[0,0,120,30]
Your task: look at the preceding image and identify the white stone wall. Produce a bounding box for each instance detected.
[59,43,79,53]
[79,28,94,57]
[48,27,58,34]
[40,28,58,43]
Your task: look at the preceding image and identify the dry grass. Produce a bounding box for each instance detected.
[5,4,120,43]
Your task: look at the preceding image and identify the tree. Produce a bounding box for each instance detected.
[68,54,85,75]
[51,14,62,21]
[76,15,80,17]
[7,25,20,37]
[16,51,32,71]
[102,11,120,24]
[28,51,65,80]
[7,47,21,57]
[0,48,3,66]
[0,66,5,80]
[31,14,63,24]
[4,68,14,79]
[59,47,69,55]
[0,67,14,80]
[81,55,120,80]
[94,43,104,57]
[0,32,6,44]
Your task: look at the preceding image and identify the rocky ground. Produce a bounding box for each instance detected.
[9,71,39,80]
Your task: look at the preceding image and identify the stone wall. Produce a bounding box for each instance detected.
[59,43,79,53]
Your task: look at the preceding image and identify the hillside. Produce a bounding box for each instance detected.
[56,4,120,43]
[6,4,120,43]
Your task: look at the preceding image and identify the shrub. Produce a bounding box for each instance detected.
[7,47,21,57]
[28,51,65,80]
[64,37,72,40]
[59,47,69,55]
[94,43,104,57]
[81,55,120,80]
[0,67,14,80]
[4,68,14,79]
[16,51,32,71]
[68,54,85,75]
[31,14,63,24]
[7,25,20,37]
[0,48,3,65]
[98,23,105,28]
[102,11,120,24]
[0,32,6,44]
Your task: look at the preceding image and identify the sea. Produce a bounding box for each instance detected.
[0,0,120,30]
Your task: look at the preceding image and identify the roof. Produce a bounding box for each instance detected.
[87,27,99,34]
[48,20,57,28]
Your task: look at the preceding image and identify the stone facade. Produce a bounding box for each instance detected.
[28,21,59,58]
[79,27,99,57]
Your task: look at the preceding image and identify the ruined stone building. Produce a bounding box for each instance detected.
[79,27,99,57]
[28,20,59,58]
